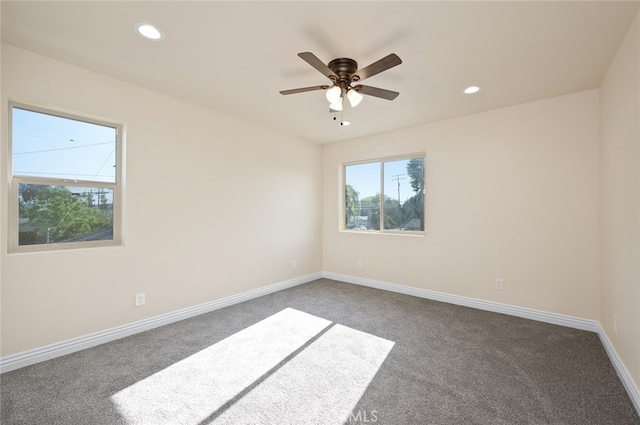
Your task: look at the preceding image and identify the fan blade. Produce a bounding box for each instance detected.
[298,52,337,81]
[280,85,329,95]
[353,85,399,100]
[353,54,402,81]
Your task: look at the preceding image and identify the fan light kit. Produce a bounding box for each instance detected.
[280,52,402,125]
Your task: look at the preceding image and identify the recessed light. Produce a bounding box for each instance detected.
[340,121,351,126]
[135,23,165,41]
[463,85,482,94]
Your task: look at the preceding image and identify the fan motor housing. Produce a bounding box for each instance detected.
[328,58,358,83]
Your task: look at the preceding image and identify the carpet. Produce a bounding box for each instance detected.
[1,279,638,424]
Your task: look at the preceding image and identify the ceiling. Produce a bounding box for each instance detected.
[2,1,638,144]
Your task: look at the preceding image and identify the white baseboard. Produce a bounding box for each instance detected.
[322,271,640,416]
[598,328,640,414]
[322,272,600,332]
[3,270,639,418]
[0,272,322,374]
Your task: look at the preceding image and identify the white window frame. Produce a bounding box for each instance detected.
[8,101,123,252]
[341,152,426,235]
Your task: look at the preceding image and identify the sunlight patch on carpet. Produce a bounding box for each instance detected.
[210,324,395,425]
[111,308,331,424]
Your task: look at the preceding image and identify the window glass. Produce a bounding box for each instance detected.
[345,155,424,233]
[345,162,380,230]
[383,158,424,231]
[12,107,116,182]
[10,104,120,249]
[18,184,114,245]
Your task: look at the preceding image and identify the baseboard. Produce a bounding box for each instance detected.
[322,272,600,332]
[598,328,640,414]
[322,271,640,416]
[4,270,639,417]
[0,272,322,374]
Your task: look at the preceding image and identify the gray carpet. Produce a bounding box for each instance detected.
[1,279,639,424]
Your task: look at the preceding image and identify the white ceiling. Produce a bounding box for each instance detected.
[2,1,638,144]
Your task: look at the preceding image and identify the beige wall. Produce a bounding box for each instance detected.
[2,13,639,399]
[323,90,600,320]
[0,44,323,356]
[599,11,640,389]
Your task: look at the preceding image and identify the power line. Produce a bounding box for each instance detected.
[12,141,114,155]
[13,171,115,178]
[92,148,115,181]
[13,132,115,145]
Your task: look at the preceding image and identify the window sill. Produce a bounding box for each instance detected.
[8,240,121,255]
[340,229,425,237]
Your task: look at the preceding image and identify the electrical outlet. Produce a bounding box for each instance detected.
[135,292,145,307]
[613,315,618,335]
[292,260,297,270]
[495,278,505,291]
[356,259,362,268]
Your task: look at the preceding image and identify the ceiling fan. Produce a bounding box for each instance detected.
[280,52,402,112]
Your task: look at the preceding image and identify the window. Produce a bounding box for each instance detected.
[9,103,122,250]
[344,154,425,233]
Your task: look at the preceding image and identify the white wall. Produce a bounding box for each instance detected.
[599,10,640,392]
[0,44,323,356]
[323,90,600,320]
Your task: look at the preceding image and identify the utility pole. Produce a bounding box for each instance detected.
[392,174,405,203]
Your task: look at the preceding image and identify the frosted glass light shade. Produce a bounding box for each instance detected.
[329,98,343,111]
[325,86,342,104]
[347,89,363,107]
